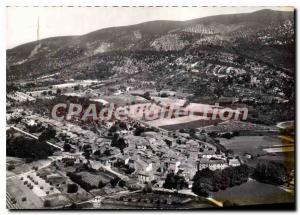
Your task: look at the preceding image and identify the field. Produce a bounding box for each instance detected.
[217,135,285,156]
[213,180,294,206]
[202,120,276,133]
[7,177,44,209]
[157,117,220,131]
[6,157,51,177]
[102,94,149,106]
[147,116,207,127]
[256,152,295,171]
[151,97,186,106]
[102,191,215,209]
[77,170,115,187]
[218,135,294,170]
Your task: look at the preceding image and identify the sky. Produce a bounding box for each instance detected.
[6,6,293,49]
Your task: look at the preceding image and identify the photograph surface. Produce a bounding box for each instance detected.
[6,6,295,210]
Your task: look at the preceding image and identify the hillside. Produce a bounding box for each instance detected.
[6,9,295,123]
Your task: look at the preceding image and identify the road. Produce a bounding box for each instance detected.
[153,188,223,207]
[80,190,142,206]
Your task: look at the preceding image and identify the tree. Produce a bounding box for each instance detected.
[236,56,245,64]
[252,161,287,185]
[143,91,151,100]
[7,164,15,171]
[39,126,56,142]
[192,165,250,196]
[189,128,196,137]
[94,150,101,156]
[110,177,120,187]
[43,199,51,207]
[98,180,106,188]
[111,136,128,152]
[163,172,176,189]
[63,143,71,152]
[7,135,54,161]
[143,182,152,193]
[119,180,126,188]
[163,172,188,190]
[82,144,92,159]
[56,88,62,95]
[134,126,145,136]
[109,125,118,133]
[192,180,210,197]
[67,183,78,193]
[74,85,80,91]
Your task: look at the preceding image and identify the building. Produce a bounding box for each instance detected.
[198,158,228,171]
[228,158,240,167]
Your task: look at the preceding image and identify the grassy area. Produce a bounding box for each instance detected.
[218,135,295,170]
[257,152,295,171]
[103,191,215,209]
[6,157,50,176]
[213,180,294,206]
[218,135,284,156]
[7,177,44,209]
[160,119,218,131]
[102,95,148,106]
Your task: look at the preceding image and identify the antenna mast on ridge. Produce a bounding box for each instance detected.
[37,16,40,43]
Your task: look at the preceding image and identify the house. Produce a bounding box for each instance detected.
[186,140,199,149]
[138,171,152,183]
[134,157,153,173]
[97,157,114,168]
[46,173,66,185]
[166,161,181,173]
[136,143,147,150]
[228,158,240,167]
[189,148,199,160]
[198,158,228,171]
[198,150,216,159]
[244,153,253,159]
[177,162,197,180]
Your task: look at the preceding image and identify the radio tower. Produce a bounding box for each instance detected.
[37,16,40,43]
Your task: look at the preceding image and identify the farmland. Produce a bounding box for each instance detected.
[213,180,294,206]
[217,135,295,170]
[217,135,285,156]
[7,177,44,209]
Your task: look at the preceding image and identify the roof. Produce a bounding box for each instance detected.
[199,158,226,165]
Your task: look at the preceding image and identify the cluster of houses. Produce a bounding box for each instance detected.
[12,110,241,190]
[92,126,241,187]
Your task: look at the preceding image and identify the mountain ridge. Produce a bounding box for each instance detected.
[7,9,294,82]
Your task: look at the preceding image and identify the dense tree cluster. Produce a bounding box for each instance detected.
[82,144,93,159]
[111,133,128,153]
[110,177,126,188]
[252,161,287,185]
[67,183,78,193]
[163,172,188,190]
[67,172,97,191]
[192,165,250,197]
[63,143,71,152]
[38,126,56,142]
[7,135,55,162]
[133,125,157,136]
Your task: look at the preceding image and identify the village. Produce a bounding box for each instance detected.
[6,7,295,210]
[6,78,294,209]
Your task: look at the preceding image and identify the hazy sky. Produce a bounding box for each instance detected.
[6,6,293,48]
